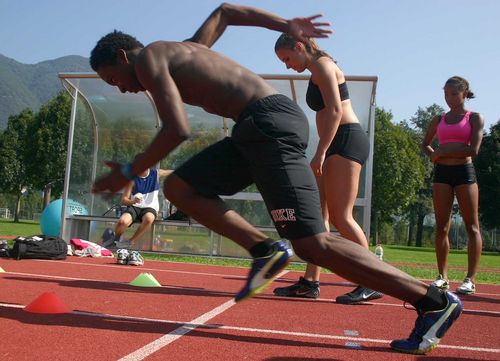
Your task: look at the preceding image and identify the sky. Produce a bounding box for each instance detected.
[1,0,499,131]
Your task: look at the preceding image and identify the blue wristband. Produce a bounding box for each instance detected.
[120,163,135,180]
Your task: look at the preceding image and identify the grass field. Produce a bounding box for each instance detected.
[1,219,498,284]
[0,219,41,236]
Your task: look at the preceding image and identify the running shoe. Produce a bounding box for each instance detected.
[390,290,463,354]
[128,251,144,266]
[431,274,450,290]
[116,248,130,265]
[235,240,293,303]
[336,285,384,304]
[456,278,475,295]
[273,277,320,299]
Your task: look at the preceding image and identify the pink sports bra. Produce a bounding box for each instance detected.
[437,111,472,145]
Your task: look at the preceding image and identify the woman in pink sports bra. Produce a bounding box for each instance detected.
[421,76,484,295]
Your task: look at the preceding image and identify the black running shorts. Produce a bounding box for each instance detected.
[123,206,157,225]
[175,94,326,240]
[433,163,477,187]
[326,123,370,165]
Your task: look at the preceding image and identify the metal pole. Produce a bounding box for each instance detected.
[363,79,378,242]
[60,88,78,241]
[209,230,214,256]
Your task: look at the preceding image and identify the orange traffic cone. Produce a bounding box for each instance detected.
[24,292,71,314]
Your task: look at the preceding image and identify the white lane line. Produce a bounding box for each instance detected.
[118,269,289,360]
[2,271,218,293]
[0,303,24,309]
[7,260,500,296]
[3,270,500,316]
[0,300,500,354]
[1,302,498,354]
[26,259,245,278]
[118,299,236,361]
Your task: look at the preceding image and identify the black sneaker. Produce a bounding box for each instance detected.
[273,277,320,299]
[336,285,383,304]
[0,240,10,258]
[102,228,116,248]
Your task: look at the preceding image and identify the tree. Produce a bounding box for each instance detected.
[160,125,222,169]
[475,119,500,229]
[26,91,71,203]
[371,108,425,244]
[0,109,35,221]
[402,104,445,246]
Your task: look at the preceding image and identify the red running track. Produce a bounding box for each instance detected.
[0,257,499,361]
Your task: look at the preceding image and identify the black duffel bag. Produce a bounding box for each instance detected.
[12,235,67,260]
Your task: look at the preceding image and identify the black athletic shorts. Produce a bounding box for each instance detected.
[433,163,477,187]
[123,206,157,225]
[326,123,370,165]
[175,94,326,240]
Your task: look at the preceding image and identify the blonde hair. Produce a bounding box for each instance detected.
[274,33,333,61]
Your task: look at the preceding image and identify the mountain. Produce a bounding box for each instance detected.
[0,54,91,129]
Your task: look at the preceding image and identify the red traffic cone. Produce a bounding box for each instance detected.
[24,292,71,314]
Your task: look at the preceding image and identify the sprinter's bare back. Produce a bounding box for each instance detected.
[137,41,277,120]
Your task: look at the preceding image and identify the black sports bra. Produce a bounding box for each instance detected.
[306,79,350,111]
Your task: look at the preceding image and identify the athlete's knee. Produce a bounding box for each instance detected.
[142,214,155,225]
[435,223,450,237]
[292,234,333,265]
[117,218,130,228]
[332,217,355,234]
[464,222,481,237]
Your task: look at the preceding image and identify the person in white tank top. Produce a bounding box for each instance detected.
[110,167,172,248]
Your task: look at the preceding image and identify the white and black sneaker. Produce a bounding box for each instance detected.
[0,240,10,258]
[128,251,144,266]
[336,286,384,304]
[116,249,130,265]
[456,278,475,295]
[432,274,450,290]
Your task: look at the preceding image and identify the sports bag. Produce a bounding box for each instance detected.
[12,235,67,260]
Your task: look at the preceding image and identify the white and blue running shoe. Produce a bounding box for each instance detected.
[390,291,463,354]
[235,241,293,303]
[128,251,144,266]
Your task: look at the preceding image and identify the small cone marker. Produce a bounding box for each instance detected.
[130,273,161,287]
[24,292,71,314]
[0,266,5,273]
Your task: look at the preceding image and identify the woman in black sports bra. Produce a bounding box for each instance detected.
[272,33,380,304]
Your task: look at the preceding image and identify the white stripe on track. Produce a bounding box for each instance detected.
[2,271,218,293]
[117,299,236,361]
[3,270,500,316]
[21,259,500,297]
[29,258,245,278]
[1,302,498,355]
